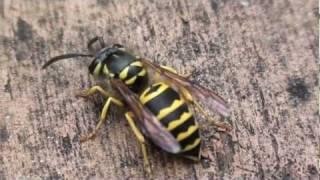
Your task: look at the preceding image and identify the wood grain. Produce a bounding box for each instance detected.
[0,0,318,179]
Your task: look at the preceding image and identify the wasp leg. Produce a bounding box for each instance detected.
[80,97,123,143]
[160,65,193,78]
[76,85,114,98]
[179,87,231,132]
[125,112,151,175]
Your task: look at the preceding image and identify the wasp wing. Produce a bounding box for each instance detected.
[110,79,181,154]
[141,59,230,117]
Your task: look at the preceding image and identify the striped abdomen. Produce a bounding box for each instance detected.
[139,82,201,160]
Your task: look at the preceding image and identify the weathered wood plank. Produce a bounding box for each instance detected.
[0,0,318,179]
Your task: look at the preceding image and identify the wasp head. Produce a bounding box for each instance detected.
[88,44,124,77]
[42,36,125,79]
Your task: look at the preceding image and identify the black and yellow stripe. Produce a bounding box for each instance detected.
[99,50,148,93]
[140,82,201,159]
[118,61,148,93]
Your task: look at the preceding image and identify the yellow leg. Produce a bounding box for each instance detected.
[179,87,231,131]
[161,65,193,78]
[80,97,123,143]
[76,85,114,98]
[125,112,151,175]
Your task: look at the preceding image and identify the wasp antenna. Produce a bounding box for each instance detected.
[42,53,93,69]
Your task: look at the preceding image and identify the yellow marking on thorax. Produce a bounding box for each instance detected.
[182,138,201,152]
[140,82,169,104]
[125,76,137,85]
[120,63,146,82]
[138,69,146,76]
[157,99,185,120]
[124,68,146,85]
[167,112,193,131]
[119,66,130,80]
[130,61,143,67]
[176,125,199,141]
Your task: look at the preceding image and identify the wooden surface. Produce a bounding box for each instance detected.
[0,0,318,179]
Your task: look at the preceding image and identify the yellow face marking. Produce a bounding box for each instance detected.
[176,125,199,141]
[119,66,130,80]
[103,65,109,74]
[167,112,193,131]
[125,75,137,85]
[160,65,177,74]
[140,82,169,104]
[103,65,115,77]
[182,138,201,152]
[102,65,110,76]
[138,69,146,76]
[93,63,102,76]
[157,99,185,120]
[130,61,143,67]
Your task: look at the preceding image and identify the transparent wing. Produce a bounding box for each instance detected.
[110,79,181,153]
[141,59,230,117]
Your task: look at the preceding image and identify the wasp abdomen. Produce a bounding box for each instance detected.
[140,82,201,160]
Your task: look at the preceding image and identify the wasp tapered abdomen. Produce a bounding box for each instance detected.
[140,82,201,160]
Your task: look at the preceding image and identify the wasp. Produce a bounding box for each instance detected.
[42,36,231,173]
